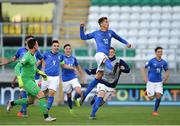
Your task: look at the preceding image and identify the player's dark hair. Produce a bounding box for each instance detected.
[110,47,115,51]
[25,35,34,41]
[98,17,108,25]
[51,40,59,45]
[64,44,71,49]
[27,38,36,49]
[155,46,163,52]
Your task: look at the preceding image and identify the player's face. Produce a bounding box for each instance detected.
[155,49,163,58]
[52,43,59,53]
[100,19,109,29]
[34,41,39,51]
[64,46,71,56]
[109,49,115,58]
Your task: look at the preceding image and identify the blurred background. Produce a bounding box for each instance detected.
[0,0,180,106]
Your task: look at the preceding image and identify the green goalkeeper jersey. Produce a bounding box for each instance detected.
[15,51,38,79]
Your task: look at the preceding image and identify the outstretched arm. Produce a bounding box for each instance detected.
[163,70,170,83]
[80,22,94,40]
[112,31,131,48]
[0,56,16,66]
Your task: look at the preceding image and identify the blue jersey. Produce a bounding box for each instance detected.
[61,55,78,82]
[80,26,128,55]
[43,50,63,76]
[15,47,43,80]
[145,57,168,82]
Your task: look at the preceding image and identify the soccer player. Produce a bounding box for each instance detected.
[7,38,56,121]
[141,46,170,116]
[41,40,75,111]
[1,35,45,117]
[61,44,85,112]
[85,47,130,119]
[80,17,131,104]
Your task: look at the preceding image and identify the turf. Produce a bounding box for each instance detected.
[0,105,180,125]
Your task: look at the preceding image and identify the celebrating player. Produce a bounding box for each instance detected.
[41,40,75,111]
[80,17,131,104]
[141,46,170,116]
[61,44,85,112]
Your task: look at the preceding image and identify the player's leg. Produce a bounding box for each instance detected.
[62,80,73,112]
[81,52,107,104]
[47,89,56,111]
[81,71,103,104]
[153,83,163,116]
[146,82,155,100]
[17,89,28,117]
[72,78,82,107]
[24,79,55,121]
[89,84,106,119]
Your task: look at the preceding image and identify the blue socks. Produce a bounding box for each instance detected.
[154,98,161,112]
[47,96,54,110]
[84,78,100,98]
[105,59,113,71]
[67,97,72,109]
[19,91,28,113]
[91,97,103,117]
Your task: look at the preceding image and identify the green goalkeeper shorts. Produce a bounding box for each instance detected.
[22,78,40,97]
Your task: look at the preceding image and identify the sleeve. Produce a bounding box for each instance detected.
[145,61,150,69]
[15,63,23,76]
[119,59,130,73]
[35,50,43,60]
[42,52,47,60]
[163,61,168,71]
[19,54,29,65]
[60,55,65,65]
[14,49,20,59]
[80,26,94,40]
[111,30,128,45]
[74,57,78,66]
[15,54,29,76]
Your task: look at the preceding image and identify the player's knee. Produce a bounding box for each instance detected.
[37,90,45,99]
[95,72,103,80]
[98,90,105,98]
[48,89,56,96]
[156,93,162,99]
[75,87,81,94]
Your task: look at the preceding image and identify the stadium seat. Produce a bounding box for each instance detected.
[89,6,100,13]
[161,13,172,21]
[140,21,150,29]
[120,6,132,13]
[75,48,89,56]
[100,6,111,13]
[159,29,170,37]
[129,21,139,29]
[109,13,120,22]
[128,29,138,37]
[172,6,180,13]
[171,21,180,29]
[116,49,124,57]
[119,13,130,22]
[160,21,171,29]
[110,6,121,13]
[141,6,152,13]
[131,6,141,13]
[130,14,140,21]
[162,6,172,13]
[140,13,151,21]
[139,29,149,38]
[151,6,162,13]
[126,49,136,57]
[150,21,161,29]
[149,29,159,37]
[170,29,180,37]
[151,13,161,21]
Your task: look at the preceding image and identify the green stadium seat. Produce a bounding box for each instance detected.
[111,0,120,5]
[116,49,124,57]
[91,0,100,5]
[127,61,135,69]
[75,48,88,56]
[126,49,136,57]
[140,0,150,5]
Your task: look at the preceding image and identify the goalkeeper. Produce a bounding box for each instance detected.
[6,38,56,121]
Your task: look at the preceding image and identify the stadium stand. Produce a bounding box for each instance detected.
[87,0,180,69]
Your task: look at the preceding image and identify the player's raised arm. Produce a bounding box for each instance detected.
[80,22,94,40]
[76,65,85,84]
[111,30,131,48]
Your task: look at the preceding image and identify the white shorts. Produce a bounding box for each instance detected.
[96,83,115,101]
[35,79,40,85]
[41,76,60,92]
[95,52,108,72]
[62,78,81,94]
[146,81,163,97]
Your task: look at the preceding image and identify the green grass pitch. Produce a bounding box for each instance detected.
[0,106,180,125]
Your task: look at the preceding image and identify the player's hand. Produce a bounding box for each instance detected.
[126,43,131,48]
[143,77,148,83]
[17,76,23,88]
[38,70,48,81]
[80,22,85,27]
